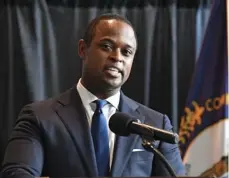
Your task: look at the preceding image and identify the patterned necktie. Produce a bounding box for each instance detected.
[91,100,110,176]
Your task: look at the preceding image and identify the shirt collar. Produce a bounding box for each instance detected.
[76,79,120,109]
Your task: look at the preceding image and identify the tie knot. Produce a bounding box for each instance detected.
[94,100,107,110]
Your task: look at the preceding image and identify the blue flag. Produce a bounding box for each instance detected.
[178,0,228,177]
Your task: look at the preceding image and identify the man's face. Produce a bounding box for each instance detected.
[79,19,137,91]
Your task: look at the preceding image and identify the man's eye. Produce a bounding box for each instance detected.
[101,44,112,50]
[122,49,133,56]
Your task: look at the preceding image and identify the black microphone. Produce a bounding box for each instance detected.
[109,112,179,144]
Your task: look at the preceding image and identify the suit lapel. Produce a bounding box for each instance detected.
[111,92,145,176]
[55,87,98,176]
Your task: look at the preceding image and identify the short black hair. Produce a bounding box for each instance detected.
[83,13,137,46]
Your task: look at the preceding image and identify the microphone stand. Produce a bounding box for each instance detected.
[141,138,177,177]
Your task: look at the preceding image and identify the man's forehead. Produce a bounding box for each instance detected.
[96,19,134,34]
[94,19,137,47]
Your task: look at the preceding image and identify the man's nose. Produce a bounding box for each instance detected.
[109,49,123,62]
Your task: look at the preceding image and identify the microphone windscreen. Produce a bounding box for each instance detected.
[109,112,134,136]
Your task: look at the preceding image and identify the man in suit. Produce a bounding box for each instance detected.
[1,13,185,177]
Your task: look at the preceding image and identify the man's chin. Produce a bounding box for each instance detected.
[102,78,122,89]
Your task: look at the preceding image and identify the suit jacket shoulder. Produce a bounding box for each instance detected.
[21,87,76,121]
[121,93,168,130]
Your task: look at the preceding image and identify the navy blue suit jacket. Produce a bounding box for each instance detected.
[1,87,185,177]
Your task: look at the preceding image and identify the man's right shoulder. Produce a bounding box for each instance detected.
[20,87,75,119]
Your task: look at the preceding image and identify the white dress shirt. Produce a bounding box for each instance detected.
[76,79,120,168]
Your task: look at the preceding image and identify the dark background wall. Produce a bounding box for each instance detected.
[0,0,211,164]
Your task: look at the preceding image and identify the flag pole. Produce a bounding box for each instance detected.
[226,0,229,169]
[227,0,229,116]
[227,0,229,96]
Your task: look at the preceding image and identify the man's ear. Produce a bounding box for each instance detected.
[78,39,88,59]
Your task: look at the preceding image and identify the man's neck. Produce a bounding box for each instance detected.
[80,79,120,99]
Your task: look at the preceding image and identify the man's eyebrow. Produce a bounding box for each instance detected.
[99,38,114,43]
[99,38,135,49]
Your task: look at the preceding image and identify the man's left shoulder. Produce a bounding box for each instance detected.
[125,95,167,123]
[137,101,165,118]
